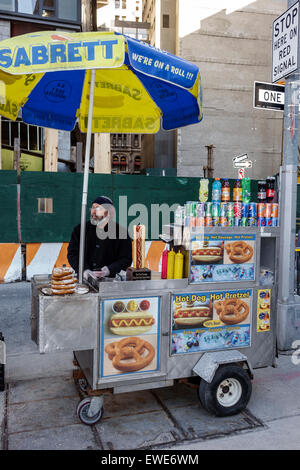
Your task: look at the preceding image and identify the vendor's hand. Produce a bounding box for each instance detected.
[94,266,110,278]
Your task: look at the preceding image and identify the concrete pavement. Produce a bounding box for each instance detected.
[1,281,300,450]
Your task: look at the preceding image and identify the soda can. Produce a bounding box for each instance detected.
[220,216,228,227]
[197,216,205,227]
[212,216,219,226]
[241,203,248,217]
[265,217,272,227]
[265,203,272,218]
[227,216,234,227]
[205,216,213,227]
[205,202,213,217]
[234,202,242,218]
[220,203,227,217]
[241,217,248,226]
[271,217,278,227]
[248,202,257,218]
[197,202,205,216]
[257,203,266,218]
[248,216,256,226]
[212,202,220,217]
[234,217,241,227]
[271,203,279,218]
[227,202,234,217]
[257,217,266,227]
[191,216,197,227]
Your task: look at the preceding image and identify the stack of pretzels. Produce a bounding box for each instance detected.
[51,266,77,295]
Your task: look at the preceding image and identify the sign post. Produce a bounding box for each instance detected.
[274,1,300,351]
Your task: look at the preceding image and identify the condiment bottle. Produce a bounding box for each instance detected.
[174,251,184,279]
[199,178,209,202]
[221,178,230,202]
[212,178,221,202]
[233,179,242,202]
[161,245,169,279]
[167,248,175,279]
[266,176,276,203]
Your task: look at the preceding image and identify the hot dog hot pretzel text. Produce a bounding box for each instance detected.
[214,298,249,325]
[105,336,155,372]
[225,241,253,264]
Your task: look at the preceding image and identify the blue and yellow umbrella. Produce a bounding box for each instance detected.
[0,30,202,133]
[0,30,203,281]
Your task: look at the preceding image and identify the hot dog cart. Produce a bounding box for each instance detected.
[31,224,279,425]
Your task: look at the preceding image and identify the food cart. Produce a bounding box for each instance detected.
[31,217,279,425]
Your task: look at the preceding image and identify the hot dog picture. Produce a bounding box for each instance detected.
[173,305,212,327]
[192,241,223,263]
[109,303,155,336]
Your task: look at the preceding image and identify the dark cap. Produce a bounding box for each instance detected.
[91,196,113,206]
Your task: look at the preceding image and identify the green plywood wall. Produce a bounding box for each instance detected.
[0,170,273,243]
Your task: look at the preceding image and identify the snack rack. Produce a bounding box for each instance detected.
[31,225,279,424]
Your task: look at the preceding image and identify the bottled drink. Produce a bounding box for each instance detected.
[266,176,276,203]
[242,178,251,203]
[212,178,221,202]
[233,179,242,202]
[199,178,209,202]
[257,180,267,203]
[221,178,230,202]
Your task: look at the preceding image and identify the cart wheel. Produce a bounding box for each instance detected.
[77,397,104,425]
[198,364,252,417]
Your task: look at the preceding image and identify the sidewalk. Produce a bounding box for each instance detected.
[1,282,300,450]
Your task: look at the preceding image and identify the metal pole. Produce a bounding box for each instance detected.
[277,0,300,351]
[78,69,96,284]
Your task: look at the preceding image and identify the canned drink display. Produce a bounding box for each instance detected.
[197,216,205,227]
[271,203,279,218]
[265,203,272,218]
[242,177,251,203]
[257,217,266,227]
[233,202,242,218]
[227,216,234,227]
[197,202,205,216]
[265,217,272,227]
[220,202,227,217]
[212,216,219,226]
[234,217,241,226]
[205,216,213,227]
[271,217,278,227]
[241,217,248,226]
[257,203,266,218]
[227,202,234,217]
[248,202,257,218]
[248,216,256,226]
[241,203,248,217]
[212,202,220,217]
[205,202,213,217]
[220,216,228,227]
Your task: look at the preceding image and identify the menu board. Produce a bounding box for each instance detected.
[100,296,160,378]
[171,289,252,355]
[189,233,256,284]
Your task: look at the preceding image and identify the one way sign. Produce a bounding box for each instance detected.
[254,81,285,111]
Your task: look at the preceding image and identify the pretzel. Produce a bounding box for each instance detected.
[52,278,76,285]
[105,337,155,372]
[52,267,74,279]
[51,283,76,290]
[225,241,253,264]
[214,298,249,325]
[51,288,75,295]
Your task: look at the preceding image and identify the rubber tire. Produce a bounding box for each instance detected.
[77,398,104,425]
[198,364,252,417]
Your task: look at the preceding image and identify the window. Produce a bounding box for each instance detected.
[115,0,120,8]
[122,0,126,9]
[0,0,14,11]
[163,14,169,28]
[37,198,53,214]
[57,0,78,21]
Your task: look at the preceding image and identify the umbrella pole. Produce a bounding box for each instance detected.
[78,68,96,284]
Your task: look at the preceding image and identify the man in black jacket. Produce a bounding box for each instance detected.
[67,196,132,279]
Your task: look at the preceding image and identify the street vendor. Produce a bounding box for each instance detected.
[67,196,132,279]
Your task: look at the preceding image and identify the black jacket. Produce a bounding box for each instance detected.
[67,221,132,277]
